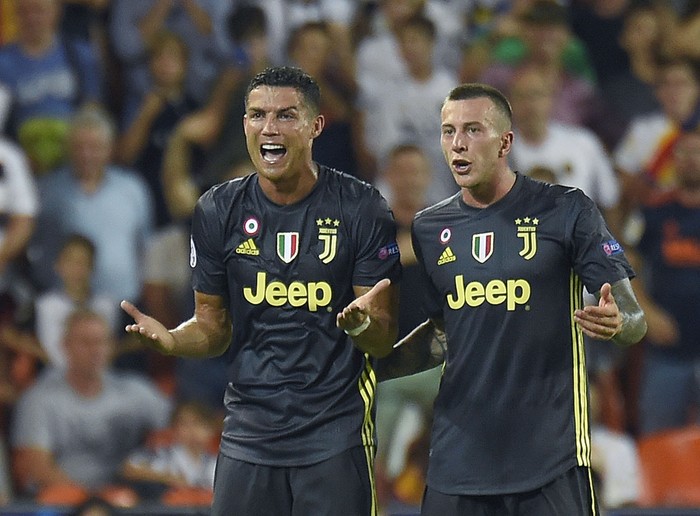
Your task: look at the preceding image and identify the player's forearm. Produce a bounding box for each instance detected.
[168,314,231,358]
[349,311,398,359]
[376,319,445,382]
[611,280,647,347]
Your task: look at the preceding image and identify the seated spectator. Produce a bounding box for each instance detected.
[121,401,218,499]
[0,0,104,175]
[10,308,171,498]
[34,233,118,370]
[28,104,154,305]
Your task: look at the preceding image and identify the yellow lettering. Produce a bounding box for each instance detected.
[447,275,465,309]
[445,276,531,311]
[242,272,333,311]
[243,272,266,304]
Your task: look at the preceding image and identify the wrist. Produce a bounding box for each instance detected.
[344,316,371,337]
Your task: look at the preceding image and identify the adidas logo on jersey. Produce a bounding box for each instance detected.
[438,247,456,265]
[235,238,260,255]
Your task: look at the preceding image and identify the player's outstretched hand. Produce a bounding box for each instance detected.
[573,283,623,341]
[337,278,391,334]
[121,300,176,354]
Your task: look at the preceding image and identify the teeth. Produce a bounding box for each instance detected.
[262,144,284,150]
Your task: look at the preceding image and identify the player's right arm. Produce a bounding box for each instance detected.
[376,317,446,382]
[121,291,232,358]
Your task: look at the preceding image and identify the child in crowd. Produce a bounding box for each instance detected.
[34,233,118,369]
[121,401,218,496]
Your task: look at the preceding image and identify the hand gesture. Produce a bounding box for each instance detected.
[337,278,391,334]
[121,300,176,354]
[573,283,623,340]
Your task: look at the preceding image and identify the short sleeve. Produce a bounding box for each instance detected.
[190,189,228,298]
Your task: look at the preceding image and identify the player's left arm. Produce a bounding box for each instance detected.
[574,278,647,346]
[337,278,399,358]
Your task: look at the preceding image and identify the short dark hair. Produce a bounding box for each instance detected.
[445,83,513,128]
[245,66,321,115]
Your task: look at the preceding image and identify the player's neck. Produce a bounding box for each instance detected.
[461,168,517,208]
[259,162,319,206]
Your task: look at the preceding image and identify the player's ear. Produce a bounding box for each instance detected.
[499,131,514,157]
[312,114,325,138]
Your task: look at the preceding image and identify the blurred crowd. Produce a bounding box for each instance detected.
[0,0,698,514]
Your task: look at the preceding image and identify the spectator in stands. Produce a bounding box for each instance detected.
[28,104,153,305]
[613,56,700,226]
[242,0,358,67]
[508,64,622,232]
[121,401,217,496]
[627,128,700,436]
[34,233,118,370]
[0,0,104,175]
[116,30,199,230]
[108,0,229,109]
[10,308,171,498]
[360,13,458,204]
[598,1,665,147]
[478,0,602,130]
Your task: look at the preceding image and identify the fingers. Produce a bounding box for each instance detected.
[368,278,391,296]
[574,306,621,340]
[120,300,141,319]
[599,283,613,306]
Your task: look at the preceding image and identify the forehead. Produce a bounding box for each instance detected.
[441,97,499,125]
[247,86,304,110]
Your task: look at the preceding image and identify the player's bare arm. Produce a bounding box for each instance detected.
[337,278,399,358]
[121,291,232,358]
[376,318,446,382]
[573,278,647,346]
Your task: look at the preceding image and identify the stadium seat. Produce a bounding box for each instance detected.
[36,483,89,506]
[161,486,213,506]
[637,425,700,506]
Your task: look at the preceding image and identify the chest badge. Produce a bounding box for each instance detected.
[515,217,539,260]
[317,218,339,264]
[472,232,494,263]
[277,232,299,263]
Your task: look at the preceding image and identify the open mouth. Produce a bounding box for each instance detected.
[261,144,287,164]
[452,159,471,173]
